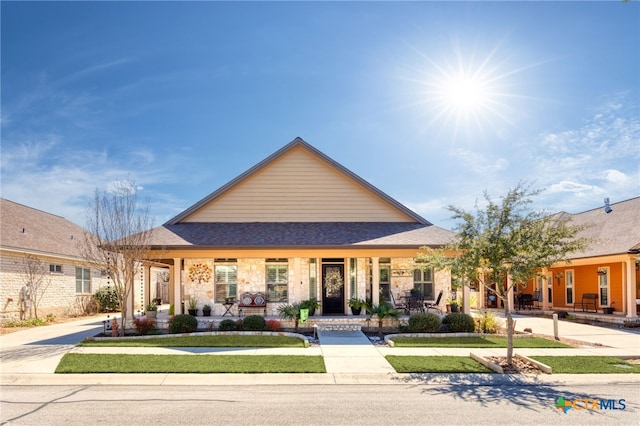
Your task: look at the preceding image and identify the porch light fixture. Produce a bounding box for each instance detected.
[555,273,563,285]
[597,268,607,276]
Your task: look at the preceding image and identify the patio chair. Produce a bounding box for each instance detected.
[390,292,409,315]
[424,290,443,314]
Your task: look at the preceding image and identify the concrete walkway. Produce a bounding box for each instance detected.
[317,329,395,374]
[1,313,639,386]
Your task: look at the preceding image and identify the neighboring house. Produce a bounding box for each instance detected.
[0,199,108,321]
[509,197,639,318]
[143,138,456,316]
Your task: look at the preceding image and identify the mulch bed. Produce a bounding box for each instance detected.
[488,356,543,374]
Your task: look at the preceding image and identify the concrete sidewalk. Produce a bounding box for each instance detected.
[1,313,639,386]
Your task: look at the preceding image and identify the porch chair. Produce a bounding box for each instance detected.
[425,290,444,314]
[390,292,409,315]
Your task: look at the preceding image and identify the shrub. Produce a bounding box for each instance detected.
[477,311,502,334]
[133,317,156,335]
[218,319,237,331]
[407,313,442,333]
[93,286,119,312]
[266,319,281,332]
[442,312,475,332]
[242,315,267,331]
[168,314,198,334]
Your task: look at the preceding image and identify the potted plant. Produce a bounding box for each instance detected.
[446,297,459,313]
[187,297,198,316]
[145,303,158,319]
[300,297,320,316]
[348,297,364,315]
[202,304,212,317]
[603,302,615,314]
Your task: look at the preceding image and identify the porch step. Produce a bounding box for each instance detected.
[315,323,362,332]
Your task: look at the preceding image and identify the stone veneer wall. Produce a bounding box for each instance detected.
[180,257,452,317]
[0,251,109,322]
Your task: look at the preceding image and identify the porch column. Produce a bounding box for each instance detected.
[541,269,549,310]
[462,281,470,314]
[372,257,380,306]
[125,260,135,320]
[625,257,637,318]
[478,281,485,309]
[173,258,183,314]
[144,264,151,308]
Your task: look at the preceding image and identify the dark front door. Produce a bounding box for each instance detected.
[322,263,344,315]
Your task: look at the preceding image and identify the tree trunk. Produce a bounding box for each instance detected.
[504,305,514,365]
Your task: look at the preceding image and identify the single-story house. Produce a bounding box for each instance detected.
[0,198,109,320]
[143,138,456,316]
[507,197,639,318]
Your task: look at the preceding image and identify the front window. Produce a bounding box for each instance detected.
[266,259,288,302]
[379,265,391,302]
[215,264,237,302]
[598,268,609,306]
[565,270,574,304]
[50,264,62,274]
[309,258,317,299]
[413,268,434,299]
[75,267,91,293]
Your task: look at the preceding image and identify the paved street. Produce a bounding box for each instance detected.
[2,383,638,425]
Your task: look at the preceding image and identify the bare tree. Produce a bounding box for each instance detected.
[16,254,52,320]
[81,181,153,336]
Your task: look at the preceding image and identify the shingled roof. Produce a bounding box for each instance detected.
[0,198,86,259]
[567,196,640,259]
[148,222,455,248]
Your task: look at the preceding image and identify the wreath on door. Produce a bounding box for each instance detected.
[324,269,343,297]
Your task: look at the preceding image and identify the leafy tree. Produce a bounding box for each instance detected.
[80,181,153,336]
[415,183,588,364]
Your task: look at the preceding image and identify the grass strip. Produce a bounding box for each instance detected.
[391,336,570,348]
[79,335,306,348]
[386,355,494,373]
[531,356,640,374]
[56,353,325,373]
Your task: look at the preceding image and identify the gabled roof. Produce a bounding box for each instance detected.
[0,198,86,259]
[165,137,430,225]
[567,196,640,259]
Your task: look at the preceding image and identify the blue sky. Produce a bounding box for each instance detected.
[2,1,639,230]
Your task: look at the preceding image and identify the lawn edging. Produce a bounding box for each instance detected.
[470,352,503,373]
[517,353,552,374]
[85,331,310,347]
[385,332,532,347]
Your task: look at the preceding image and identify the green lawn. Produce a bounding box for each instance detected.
[386,355,494,373]
[531,356,640,374]
[80,335,307,348]
[391,336,570,348]
[56,353,325,373]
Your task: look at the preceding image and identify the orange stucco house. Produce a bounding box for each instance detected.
[142,138,456,316]
[511,197,639,318]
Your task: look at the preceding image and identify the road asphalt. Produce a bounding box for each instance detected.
[1,312,639,386]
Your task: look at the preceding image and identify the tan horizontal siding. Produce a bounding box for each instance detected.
[185,147,414,223]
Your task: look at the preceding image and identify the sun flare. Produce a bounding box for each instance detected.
[442,74,490,111]
[402,42,527,142]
